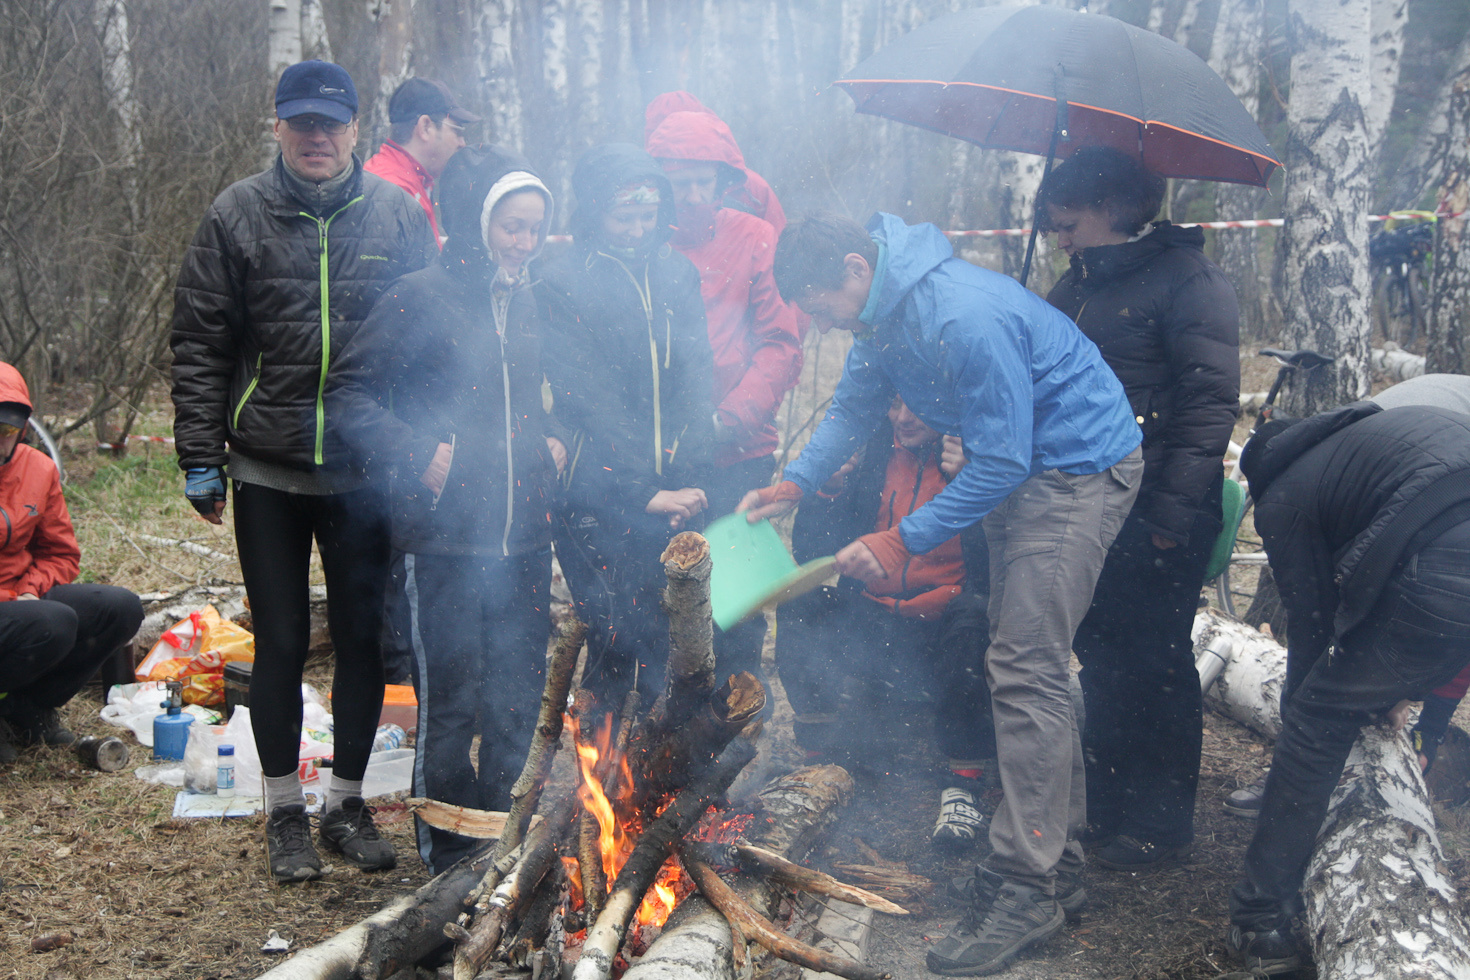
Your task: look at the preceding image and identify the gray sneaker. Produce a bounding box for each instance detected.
[927,869,1066,976]
[1224,773,1268,818]
[265,804,323,883]
[949,867,1086,923]
[933,785,988,852]
[319,796,396,871]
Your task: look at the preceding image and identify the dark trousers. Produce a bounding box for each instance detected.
[554,507,674,705]
[706,455,778,682]
[234,481,390,783]
[775,585,995,764]
[379,551,415,685]
[1074,476,1221,845]
[1230,521,1470,932]
[404,548,552,873]
[0,584,143,706]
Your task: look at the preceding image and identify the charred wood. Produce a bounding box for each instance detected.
[682,840,909,916]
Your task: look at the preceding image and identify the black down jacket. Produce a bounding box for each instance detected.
[171,157,435,471]
[328,147,559,557]
[536,143,716,519]
[1241,402,1470,662]
[1047,222,1239,544]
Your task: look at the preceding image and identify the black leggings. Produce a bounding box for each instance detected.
[234,481,389,782]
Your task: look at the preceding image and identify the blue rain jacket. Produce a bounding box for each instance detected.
[784,213,1141,555]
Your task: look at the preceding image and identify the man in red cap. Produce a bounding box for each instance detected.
[646,105,804,683]
[0,361,143,765]
[365,77,480,245]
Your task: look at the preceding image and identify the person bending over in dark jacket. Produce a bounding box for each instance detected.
[170,60,435,883]
[780,395,996,852]
[1037,147,1240,871]
[0,362,143,764]
[330,146,560,874]
[537,144,717,705]
[1226,403,1470,974]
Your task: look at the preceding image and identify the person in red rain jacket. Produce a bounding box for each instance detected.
[644,91,786,233]
[365,78,479,246]
[0,362,143,764]
[646,106,805,683]
[777,396,997,853]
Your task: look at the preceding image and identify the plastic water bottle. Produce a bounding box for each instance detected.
[153,680,193,761]
[371,724,406,754]
[217,744,236,798]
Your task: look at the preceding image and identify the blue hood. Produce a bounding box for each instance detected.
[860,212,954,325]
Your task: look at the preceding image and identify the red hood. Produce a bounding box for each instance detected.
[0,362,32,412]
[646,110,747,174]
[644,91,714,144]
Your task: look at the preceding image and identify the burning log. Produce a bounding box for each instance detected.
[624,765,856,980]
[655,531,717,726]
[682,840,910,916]
[572,737,759,980]
[684,858,890,980]
[1195,610,1470,979]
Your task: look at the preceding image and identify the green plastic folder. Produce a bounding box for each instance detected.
[705,513,837,631]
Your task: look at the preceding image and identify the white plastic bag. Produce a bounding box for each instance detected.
[223,706,263,794]
[183,724,220,793]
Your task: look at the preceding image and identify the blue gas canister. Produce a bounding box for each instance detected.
[153,680,193,760]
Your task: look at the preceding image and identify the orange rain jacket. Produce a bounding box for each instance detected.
[0,364,79,600]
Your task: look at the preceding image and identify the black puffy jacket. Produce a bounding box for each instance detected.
[329,147,559,557]
[536,144,716,519]
[1241,403,1470,661]
[1047,223,1239,544]
[171,157,435,471]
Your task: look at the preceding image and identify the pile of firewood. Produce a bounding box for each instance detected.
[257,532,906,980]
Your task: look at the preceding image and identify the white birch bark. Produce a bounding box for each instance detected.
[268,0,304,82]
[542,0,567,103]
[93,0,141,223]
[572,0,603,123]
[1278,0,1373,416]
[375,0,415,139]
[1366,0,1407,160]
[1427,69,1470,375]
[300,0,332,62]
[1388,28,1470,208]
[1302,727,1470,980]
[476,0,523,146]
[1209,0,1270,338]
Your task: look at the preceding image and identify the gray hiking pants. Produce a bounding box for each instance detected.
[981,449,1142,892]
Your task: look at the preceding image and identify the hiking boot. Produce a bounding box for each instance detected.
[933,784,988,852]
[1226,923,1303,975]
[927,869,1065,976]
[949,868,1087,923]
[1092,834,1191,871]
[319,796,396,871]
[1224,774,1268,818]
[3,701,75,747]
[265,804,323,883]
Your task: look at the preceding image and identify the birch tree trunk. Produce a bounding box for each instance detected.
[1387,29,1470,210]
[301,0,333,61]
[1278,0,1373,416]
[267,0,303,166]
[1426,69,1470,375]
[1209,0,1269,339]
[1366,0,1406,161]
[374,0,415,141]
[476,0,522,146]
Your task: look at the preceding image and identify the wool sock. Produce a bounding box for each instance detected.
[263,773,306,814]
[950,768,983,782]
[323,776,364,815]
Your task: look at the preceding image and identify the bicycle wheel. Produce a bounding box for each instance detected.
[1214,498,1264,617]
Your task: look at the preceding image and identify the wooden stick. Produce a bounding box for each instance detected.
[684,859,890,980]
[571,737,758,980]
[683,840,909,915]
[579,809,607,920]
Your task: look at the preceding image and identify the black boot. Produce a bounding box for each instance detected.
[3,699,76,746]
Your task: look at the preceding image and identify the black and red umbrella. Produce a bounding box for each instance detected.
[836,4,1280,279]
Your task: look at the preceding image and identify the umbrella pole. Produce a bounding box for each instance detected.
[1020,69,1070,288]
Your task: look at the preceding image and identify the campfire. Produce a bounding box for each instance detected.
[288,532,910,980]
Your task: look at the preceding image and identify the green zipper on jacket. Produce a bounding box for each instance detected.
[232,352,263,429]
[300,196,363,465]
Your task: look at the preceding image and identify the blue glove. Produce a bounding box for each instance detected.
[184,466,227,517]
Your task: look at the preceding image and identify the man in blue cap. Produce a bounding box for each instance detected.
[170,60,434,883]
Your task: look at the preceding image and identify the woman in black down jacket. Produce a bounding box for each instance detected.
[537,144,717,703]
[1038,147,1240,871]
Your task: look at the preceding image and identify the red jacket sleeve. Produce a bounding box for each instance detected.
[17,469,80,597]
[715,226,804,439]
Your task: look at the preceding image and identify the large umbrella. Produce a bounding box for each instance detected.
[836,4,1280,280]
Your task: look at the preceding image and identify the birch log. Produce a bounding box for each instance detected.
[1302,727,1470,979]
[1195,607,1286,738]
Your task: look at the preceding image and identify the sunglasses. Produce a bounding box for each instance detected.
[285,116,350,136]
[0,422,23,439]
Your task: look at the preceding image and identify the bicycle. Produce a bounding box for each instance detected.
[1369,219,1433,349]
[1210,347,1333,619]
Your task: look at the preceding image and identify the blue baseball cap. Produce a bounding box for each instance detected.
[275,60,358,124]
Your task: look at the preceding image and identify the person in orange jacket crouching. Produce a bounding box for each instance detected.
[0,362,143,764]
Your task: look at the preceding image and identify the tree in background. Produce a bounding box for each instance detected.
[1427,65,1470,375]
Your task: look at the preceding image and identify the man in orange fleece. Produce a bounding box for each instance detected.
[777,396,996,852]
[0,362,143,763]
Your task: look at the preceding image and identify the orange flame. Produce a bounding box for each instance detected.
[635,856,686,927]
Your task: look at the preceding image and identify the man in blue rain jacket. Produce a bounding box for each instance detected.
[741,211,1141,976]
